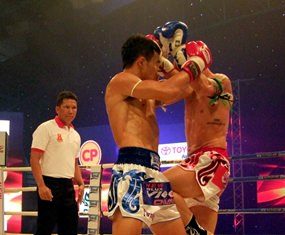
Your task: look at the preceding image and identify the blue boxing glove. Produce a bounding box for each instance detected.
[154,21,188,58]
[172,44,187,69]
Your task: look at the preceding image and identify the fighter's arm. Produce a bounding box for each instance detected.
[134,72,193,104]
[222,74,233,95]
[162,72,194,105]
[109,71,191,104]
[191,71,233,101]
[188,72,217,98]
[219,74,234,102]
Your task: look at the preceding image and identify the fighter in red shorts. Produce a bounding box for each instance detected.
[163,41,233,234]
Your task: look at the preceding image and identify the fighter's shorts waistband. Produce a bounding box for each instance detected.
[116,147,161,171]
[191,146,229,159]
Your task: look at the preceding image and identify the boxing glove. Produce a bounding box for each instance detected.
[154,21,188,57]
[172,44,187,69]
[145,34,161,48]
[182,41,213,81]
[158,56,174,76]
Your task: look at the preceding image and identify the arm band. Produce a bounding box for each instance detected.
[130,80,142,97]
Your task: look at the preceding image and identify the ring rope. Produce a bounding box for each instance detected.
[228,174,285,183]
[102,163,114,169]
[4,211,37,216]
[159,150,285,165]
[6,206,285,217]
[2,167,32,172]
[231,151,285,160]
[1,150,284,172]
[4,187,37,193]
[219,208,285,214]
[4,233,87,235]
[4,211,90,216]
[5,172,283,195]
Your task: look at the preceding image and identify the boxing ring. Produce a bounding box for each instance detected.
[1,151,285,234]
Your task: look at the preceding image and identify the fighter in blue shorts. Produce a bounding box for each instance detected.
[105,34,199,235]
[105,28,212,233]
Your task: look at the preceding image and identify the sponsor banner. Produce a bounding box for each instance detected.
[158,142,187,167]
[79,140,102,166]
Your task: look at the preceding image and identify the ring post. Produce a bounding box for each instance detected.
[0,168,4,235]
[87,165,102,235]
[0,132,8,166]
[0,131,8,235]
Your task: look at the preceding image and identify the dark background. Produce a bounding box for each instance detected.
[1,0,285,234]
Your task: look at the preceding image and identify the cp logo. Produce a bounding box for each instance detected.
[160,146,171,155]
[79,140,102,166]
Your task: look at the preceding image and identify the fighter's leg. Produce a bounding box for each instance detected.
[163,167,210,234]
[151,217,186,235]
[163,165,203,199]
[173,193,216,234]
[112,208,143,235]
[173,192,193,226]
[189,205,217,234]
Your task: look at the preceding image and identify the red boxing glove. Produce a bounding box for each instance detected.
[186,41,212,67]
[182,41,213,81]
[145,34,162,49]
